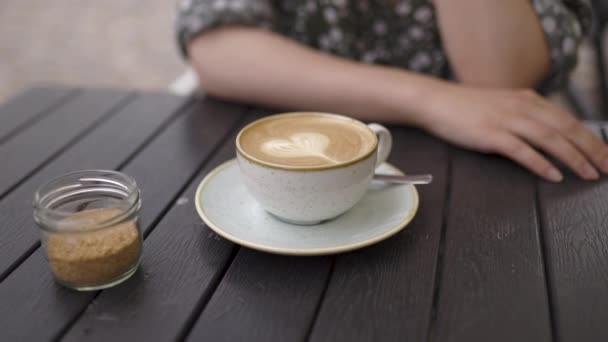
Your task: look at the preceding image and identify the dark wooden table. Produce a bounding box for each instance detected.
[1,86,608,342]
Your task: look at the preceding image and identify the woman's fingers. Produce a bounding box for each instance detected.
[564,120,608,173]
[535,101,608,174]
[431,86,608,182]
[491,133,563,182]
[507,118,599,180]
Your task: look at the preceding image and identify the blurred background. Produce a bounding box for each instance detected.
[0,0,606,119]
[0,0,185,103]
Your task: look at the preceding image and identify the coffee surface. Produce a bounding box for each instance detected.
[239,114,376,167]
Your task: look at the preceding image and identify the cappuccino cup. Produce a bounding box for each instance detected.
[236,112,392,225]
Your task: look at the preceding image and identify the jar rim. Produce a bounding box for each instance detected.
[33,169,140,233]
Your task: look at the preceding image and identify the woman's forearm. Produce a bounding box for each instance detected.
[188,27,447,126]
[434,0,550,88]
[186,26,608,183]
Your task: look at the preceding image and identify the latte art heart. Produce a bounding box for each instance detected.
[261,132,338,163]
[238,114,376,167]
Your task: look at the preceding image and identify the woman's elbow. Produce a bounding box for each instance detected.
[190,62,229,98]
[187,36,237,98]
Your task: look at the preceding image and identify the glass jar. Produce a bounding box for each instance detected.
[33,170,142,291]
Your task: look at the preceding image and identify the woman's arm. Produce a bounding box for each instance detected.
[188,27,608,182]
[434,0,550,88]
[189,27,437,125]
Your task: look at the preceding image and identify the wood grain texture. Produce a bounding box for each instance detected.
[0,96,246,341]
[0,92,189,280]
[0,89,132,198]
[61,109,252,342]
[433,149,552,342]
[0,87,78,143]
[187,242,332,342]
[0,249,94,342]
[538,175,608,341]
[123,99,246,237]
[308,128,449,342]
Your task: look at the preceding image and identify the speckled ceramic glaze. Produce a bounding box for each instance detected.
[236,113,392,225]
[195,160,418,255]
[237,151,378,224]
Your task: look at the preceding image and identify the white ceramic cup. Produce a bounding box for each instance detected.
[236,112,392,225]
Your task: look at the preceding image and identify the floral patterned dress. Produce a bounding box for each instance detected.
[176,0,591,90]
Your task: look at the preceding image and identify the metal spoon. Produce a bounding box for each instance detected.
[373,174,433,185]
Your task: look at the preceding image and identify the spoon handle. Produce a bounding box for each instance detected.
[373,174,433,185]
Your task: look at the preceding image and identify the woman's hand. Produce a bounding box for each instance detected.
[187,28,606,183]
[421,84,608,182]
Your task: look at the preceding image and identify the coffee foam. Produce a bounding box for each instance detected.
[239,114,376,167]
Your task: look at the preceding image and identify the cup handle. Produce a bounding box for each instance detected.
[368,123,392,168]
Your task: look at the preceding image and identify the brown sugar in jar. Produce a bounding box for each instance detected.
[34,170,142,291]
[47,208,141,287]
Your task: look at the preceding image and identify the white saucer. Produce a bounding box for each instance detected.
[195,159,419,256]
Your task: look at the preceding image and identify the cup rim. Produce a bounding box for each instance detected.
[236,112,379,171]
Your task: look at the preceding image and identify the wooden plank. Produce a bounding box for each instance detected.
[308,129,449,342]
[125,99,246,237]
[60,111,253,342]
[0,98,246,341]
[188,249,332,342]
[432,149,552,342]
[0,89,132,198]
[0,92,189,280]
[0,87,78,143]
[538,175,608,341]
